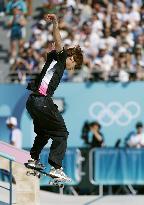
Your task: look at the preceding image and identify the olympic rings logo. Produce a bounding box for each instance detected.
[89,101,141,127]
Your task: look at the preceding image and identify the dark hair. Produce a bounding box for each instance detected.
[66,45,83,69]
[89,121,101,129]
[136,122,143,129]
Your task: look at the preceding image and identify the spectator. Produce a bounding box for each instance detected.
[101,26,117,53]
[92,44,114,80]
[11,57,29,83]
[125,122,144,148]
[110,12,122,38]
[6,116,23,149]
[141,4,144,23]
[131,44,144,80]
[129,4,141,29]
[31,20,48,51]
[79,0,92,26]
[132,44,144,68]
[89,121,105,148]
[0,0,5,17]
[81,121,90,146]
[81,121,104,148]
[7,5,27,64]
[116,46,130,82]
[25,47,39,71]
[10,45,41,83]
[117,26,134,48]
[6,0,27,15]
[26,0,32,17]
[3,0,144,83]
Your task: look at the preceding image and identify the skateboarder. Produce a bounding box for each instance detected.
[25,14,83,181]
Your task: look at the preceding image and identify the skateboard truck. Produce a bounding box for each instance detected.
[25,163,65,188]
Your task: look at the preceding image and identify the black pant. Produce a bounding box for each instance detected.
[26,94,69,168]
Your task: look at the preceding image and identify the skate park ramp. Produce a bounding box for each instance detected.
[0,140,30,164]
[0,141,39,205]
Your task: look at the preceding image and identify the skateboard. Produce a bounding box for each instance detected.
[24,163,65,188]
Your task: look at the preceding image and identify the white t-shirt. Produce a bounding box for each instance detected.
[119,70,129,82]
[94,54,114,72]
[128,133,144,147]
[100,38,117,52]
[11,128,22,149]
[129,11,140,22]
[92,20,103,35]
[42,59,57,84]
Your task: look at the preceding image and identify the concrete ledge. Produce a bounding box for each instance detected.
[0,157,39,205]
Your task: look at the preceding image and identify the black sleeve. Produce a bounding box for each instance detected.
[46,47,67,62]
[55,48,67,62]
[46,49,57,61]
[26,48,67,92]
[27,49,57,91]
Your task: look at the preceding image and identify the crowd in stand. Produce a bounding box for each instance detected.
[81,120,144,148]
[0,0,144,83]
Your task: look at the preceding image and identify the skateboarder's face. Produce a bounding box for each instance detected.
[65,56,76,70]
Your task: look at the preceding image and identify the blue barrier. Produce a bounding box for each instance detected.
[0,152,15,205]
[40,148,83,186]
[89,148,144,185]
[1,82,144,148]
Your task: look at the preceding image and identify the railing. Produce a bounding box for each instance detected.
[89,148,144,195]
[0,152,15,205]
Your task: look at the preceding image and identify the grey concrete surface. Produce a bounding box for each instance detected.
[40,191,144,205]
[1,182,144,205]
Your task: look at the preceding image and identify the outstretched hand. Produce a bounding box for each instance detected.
[44,13,62,52]
[44,14,57,22]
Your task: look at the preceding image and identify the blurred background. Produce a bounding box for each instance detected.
[0,0,144,203]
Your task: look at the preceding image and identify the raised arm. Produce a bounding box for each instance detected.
[44,14,63,52]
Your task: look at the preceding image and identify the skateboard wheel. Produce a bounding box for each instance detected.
[37,173,41,178]
[54,183,58,186]
[54,179,59,183]
[59,184,64,188]
[26,171,31,176]
[49,181,53,185]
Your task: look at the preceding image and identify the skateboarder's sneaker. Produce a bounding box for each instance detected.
[49,167,72,182]
[27,159,45,170]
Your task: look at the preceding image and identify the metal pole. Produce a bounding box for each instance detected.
[127,185,137,195]
[99,185,103,196]
[9,160,12,205]
[59,187,64,195]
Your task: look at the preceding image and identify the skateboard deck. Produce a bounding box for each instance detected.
[24,163,66,188]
